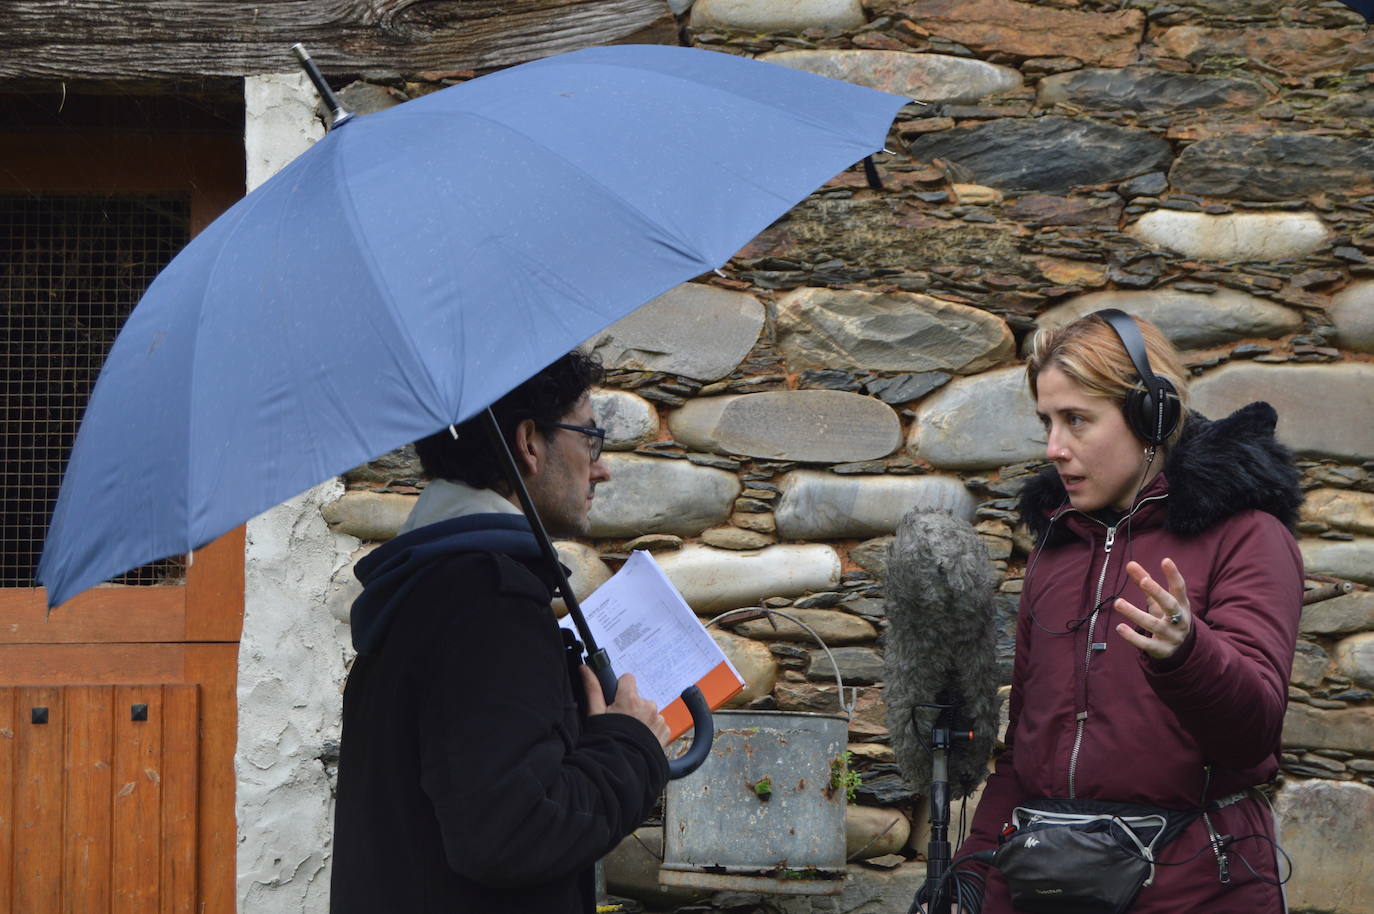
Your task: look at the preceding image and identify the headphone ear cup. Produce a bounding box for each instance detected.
[1124,378,1180,445]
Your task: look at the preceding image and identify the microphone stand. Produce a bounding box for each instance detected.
[920,700,975,914]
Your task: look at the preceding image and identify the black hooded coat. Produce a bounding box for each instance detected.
[329,513,668,913]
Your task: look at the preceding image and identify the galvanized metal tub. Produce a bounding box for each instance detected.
[660,708,850,895]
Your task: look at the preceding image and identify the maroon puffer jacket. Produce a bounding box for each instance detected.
[958,403,1304,914]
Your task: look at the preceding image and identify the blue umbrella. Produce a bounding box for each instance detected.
[1338,0,1374,20]
[38,44,906,608]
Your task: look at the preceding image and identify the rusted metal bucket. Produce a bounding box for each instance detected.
[659,610,854,896]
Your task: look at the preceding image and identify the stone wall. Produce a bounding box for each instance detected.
[313,2,1374,912]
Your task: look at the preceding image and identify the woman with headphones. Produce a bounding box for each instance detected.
[948,310,1304,914]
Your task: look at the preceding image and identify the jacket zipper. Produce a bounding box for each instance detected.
[1068,522,1115,797]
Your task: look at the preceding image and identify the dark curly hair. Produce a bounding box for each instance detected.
[414,351,604,492]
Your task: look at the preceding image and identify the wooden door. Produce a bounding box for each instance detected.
[0,88,245,914]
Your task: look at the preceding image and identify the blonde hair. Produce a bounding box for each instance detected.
[1026,312,1190,449]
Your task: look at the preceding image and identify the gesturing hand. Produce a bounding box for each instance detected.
[580,667,672,748]
[1113,558,1191,661]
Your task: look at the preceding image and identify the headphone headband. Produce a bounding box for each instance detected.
[1092,309,1179,445]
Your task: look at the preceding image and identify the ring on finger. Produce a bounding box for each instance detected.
[1168,612,1183,626]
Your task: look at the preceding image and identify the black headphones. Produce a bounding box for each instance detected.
[1094,309,1180,446]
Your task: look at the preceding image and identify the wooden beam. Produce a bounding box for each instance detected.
[1,0,680,80]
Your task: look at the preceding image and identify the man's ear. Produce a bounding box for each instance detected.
[510,418,542,477]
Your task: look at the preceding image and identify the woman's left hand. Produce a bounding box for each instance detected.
[1113,558,1191,661]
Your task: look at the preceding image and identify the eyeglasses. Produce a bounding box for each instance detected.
[553,423,606,461]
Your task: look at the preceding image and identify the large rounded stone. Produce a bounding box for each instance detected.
[774,472,978,539]
[603,827,709,907]
[654,544,842,614]
[909,117,1171,194]
[668,391,902,463]
[1171,134,1374,201]
[1273,780,1374,914]
[1036,290,1300,351]
[908,0,1145,67]
[1302,591,1374,637]
[1190,364,1374,461]
[846,806,911,860]
[710,629,778,706]
[1301,539,1374,587]
[591,389,658,451]
[907,366,1043,470]
[760,50,1021,104]
[690,0,865,31]
[1155,25,1374,75]
[732,608,878,645]
[583,282,764,381]
[775,288,1014,375]
[1335,632,1374,690]
[1302,489,1374,537]
[552,542,612,617]
[1037,68,1267,113]
[588,454,740,538]
[1126,210,1330,261]
[1283,702,1374,754]
[1330,281,1374,354]
[320,490,414,541]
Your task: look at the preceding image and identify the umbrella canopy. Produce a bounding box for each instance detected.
[37,43,908,608]
[1338,0,1374,20]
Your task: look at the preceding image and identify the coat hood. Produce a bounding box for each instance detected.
[1020,401,1303,545]
[349,513,542,654]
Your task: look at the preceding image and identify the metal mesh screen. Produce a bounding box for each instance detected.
[1,194,190,587]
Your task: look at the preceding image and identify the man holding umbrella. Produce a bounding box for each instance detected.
[329,351,671,913]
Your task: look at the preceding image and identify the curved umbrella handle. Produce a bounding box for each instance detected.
[666,685,714,780]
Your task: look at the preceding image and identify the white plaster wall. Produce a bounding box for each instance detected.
[238,73,357,914]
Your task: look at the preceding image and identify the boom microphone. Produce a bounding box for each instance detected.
[883,506,1000,799]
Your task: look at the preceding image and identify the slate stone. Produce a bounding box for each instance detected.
[853,765,917,805]
[604,828,709,907]
[865,372,951,404]
[344,444,423,485]
[591,389,658,451]
[1330,281,1374,354]
[1302,592,1374,637]
[774,472,978,539]
[1036,289,1301,350]
[1155,25,1374,76]
[700,526,776,550]
[759,50,1021,104]
[732,608,878,645]
[583,282,764,381]
[1005,194,1123,227]
[909,117,1172,194]
[1273,780,1374,914]
[907,366,1044,470]
[1170,134,1374,201]
[905,0,1146,67]
[851,537,897,580]
[1190,364,1374,462]
[1038,68,1266,113]
[1127,210,1329,261]
[775,288,1014,374]
[1291,640,1331,689]
[1284,702,1374,754]
[668,391,902,464]
[654,544,842,613]
[690,0,865,32]
[1301,539,1374,587]
[1302,489,1374,537]
[1119,172,1169,198]
[587,454,740,538]
[1335,633,1374,691]
[808,646,885,685]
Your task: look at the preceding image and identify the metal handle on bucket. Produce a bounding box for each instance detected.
[706,607,856,715]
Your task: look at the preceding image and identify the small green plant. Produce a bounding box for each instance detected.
[829,751,861,802]
[752,775,773,800]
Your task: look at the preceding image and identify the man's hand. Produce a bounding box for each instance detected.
[580,666,672,748]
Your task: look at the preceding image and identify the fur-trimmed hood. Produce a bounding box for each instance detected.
[1020,401,1303,546]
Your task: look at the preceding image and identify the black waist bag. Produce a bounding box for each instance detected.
[992,798,1199,914]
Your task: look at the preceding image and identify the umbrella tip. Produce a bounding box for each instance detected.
[289,43,354,131]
